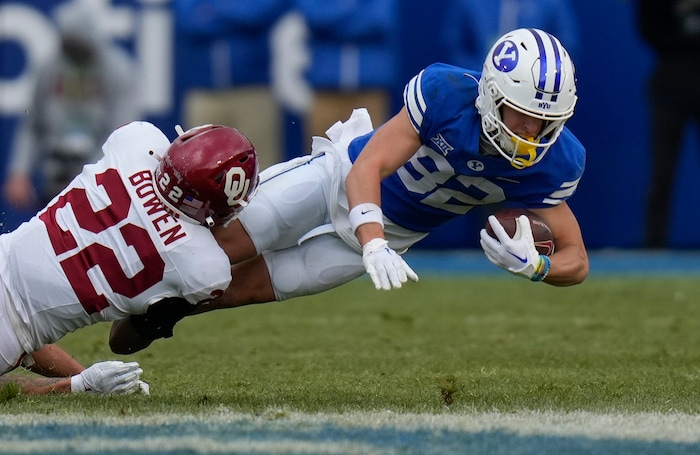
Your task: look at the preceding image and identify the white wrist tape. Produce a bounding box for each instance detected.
[71,374,85,393]
[349,203,384,233]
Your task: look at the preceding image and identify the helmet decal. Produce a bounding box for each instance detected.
[181,195,204,217]
[492,40,519,72]
[224,167,252,206]
[529,28,563,103]
[157,171,184,205]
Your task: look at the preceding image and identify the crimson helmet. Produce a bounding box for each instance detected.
[155,125,259,227]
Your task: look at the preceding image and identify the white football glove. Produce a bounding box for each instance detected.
[479,215,545,280]
[71,360,147,395]
[137,380,150,396]
[362,238,419,290]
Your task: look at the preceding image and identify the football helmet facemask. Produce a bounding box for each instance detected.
[476,28,577,169]
[155,125,259,227]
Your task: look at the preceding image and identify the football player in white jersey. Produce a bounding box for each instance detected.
[111,28,588,352]
[0,122,259,394]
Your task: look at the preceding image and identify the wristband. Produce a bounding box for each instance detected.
[530,255,551,282]
[349,203,384,233]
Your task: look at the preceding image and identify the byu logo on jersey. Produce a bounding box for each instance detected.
[492,40,518,72]
[224,168,251,206]
[467,160,484,172]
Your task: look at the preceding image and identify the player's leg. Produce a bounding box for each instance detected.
[246,234,365,303]
[0,312,25,376]
[0,286,27,375]
[200,233,364,312]
[201,153,339,311]
[212,153,332,264]
[241,154,333,252]
[217,152,332,264]
[264,234,365,301]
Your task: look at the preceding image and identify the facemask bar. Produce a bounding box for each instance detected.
[482,89,575,169]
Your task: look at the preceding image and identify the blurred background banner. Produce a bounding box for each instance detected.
[0,0,176,230]
[2,0,695,250]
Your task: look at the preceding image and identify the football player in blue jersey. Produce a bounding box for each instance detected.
[111,28,588,351]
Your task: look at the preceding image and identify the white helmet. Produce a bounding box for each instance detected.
[476,28,577,168]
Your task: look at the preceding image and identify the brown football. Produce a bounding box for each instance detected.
[484,208,555,256]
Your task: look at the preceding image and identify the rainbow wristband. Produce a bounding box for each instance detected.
[530,255,551,282]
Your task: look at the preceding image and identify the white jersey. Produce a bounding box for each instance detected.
[0,122,231,352]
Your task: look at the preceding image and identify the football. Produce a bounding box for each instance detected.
[484,208,555,256]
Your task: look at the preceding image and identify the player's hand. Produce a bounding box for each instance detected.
[362,238,419,290]
[479,215,543,280]
[71,361,145,395]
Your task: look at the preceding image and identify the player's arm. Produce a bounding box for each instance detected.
[211,220,258,265]
[0,344,83,394]
[346,106,421,246]
[0,374,73,395]
[25,344,84,377]
[109,297,195,355]
[530,203,589,286]
[0,345,148,395]
[345,107,422,290]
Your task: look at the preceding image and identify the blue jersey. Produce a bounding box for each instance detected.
[347,63,586,233]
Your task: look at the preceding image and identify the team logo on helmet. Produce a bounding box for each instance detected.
[224,167,252,206]
[154,124,259,227]
[492,40,518,72]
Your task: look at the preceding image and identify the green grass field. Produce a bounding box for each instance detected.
[3,275,700,416]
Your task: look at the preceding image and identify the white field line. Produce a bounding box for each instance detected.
[1,409,700,443]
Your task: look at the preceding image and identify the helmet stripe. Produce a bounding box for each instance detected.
[528,28,547,100]
[547,32,562,102]
[528,28,563,102]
